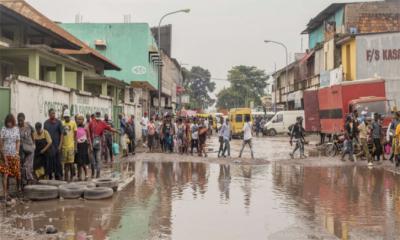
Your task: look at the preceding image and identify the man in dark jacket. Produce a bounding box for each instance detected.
[289,116,306,159]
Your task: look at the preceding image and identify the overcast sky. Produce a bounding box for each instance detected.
[27,0,373,94]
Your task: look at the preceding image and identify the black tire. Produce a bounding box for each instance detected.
[59,184,87,199]
[325,143,337,157]
[84,187,114,200]
[38,180,67,187]
[268,129,277,136]
[24,185,59,201]
[93,178,118,192]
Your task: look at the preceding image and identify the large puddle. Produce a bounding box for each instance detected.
[2,161,400,239]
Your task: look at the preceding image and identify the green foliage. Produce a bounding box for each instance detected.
[183,66,216,109]
[216,65,268,109]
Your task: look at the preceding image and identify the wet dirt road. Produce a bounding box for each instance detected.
[1,137,400,240]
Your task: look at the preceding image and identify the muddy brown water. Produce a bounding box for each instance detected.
[2,161,400,240]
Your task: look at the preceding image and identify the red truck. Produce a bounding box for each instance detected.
[305,79,392,134]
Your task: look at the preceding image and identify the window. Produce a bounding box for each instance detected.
[235,114,243,122]
[276,114,283,123]
[129,88,135,103]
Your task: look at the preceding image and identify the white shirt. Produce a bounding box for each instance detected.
[141,117,149,130]
[242,122,252,140]
[204,119,209,128]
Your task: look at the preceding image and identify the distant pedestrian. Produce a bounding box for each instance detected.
[75,115,91,181]
[147,118,156,152]
[341,133,354,161]
[61,109,77,182]
[118,113,128,157]
[356,114,372,166]
[33,122,52,179]
[217,121,224,158]
[103,114,114,162]
[162,115,174,153]
[372,113,383,162]
[44,108,63,180]
[89,112,118,178]
[140,112,149,147]
[221,118,231,157]
[176,118,185,154]
[198,119,208,157]
[239,116,254,159]
[0,114,21,202]
[191,118,199,155]
[126,115,136,155]
[388,110,400,165]
[17,113,35,185]
[289,116,306,159]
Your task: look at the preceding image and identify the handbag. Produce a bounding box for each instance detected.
[22,143,35,154]
[92,122,101,150]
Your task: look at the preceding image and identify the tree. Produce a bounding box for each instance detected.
[216,65,268,109]
[183,66,216,110]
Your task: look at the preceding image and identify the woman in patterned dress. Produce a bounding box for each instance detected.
[0,114,21,202]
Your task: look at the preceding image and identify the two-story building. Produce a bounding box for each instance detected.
[61,23,162,115]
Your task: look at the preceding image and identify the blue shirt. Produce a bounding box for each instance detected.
[119,118,127,135]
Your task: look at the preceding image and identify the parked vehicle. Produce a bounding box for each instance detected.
[263,110,305,136]
[316,78,392,134]
[229,108,253,138]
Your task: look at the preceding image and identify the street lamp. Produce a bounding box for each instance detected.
[264,40,289,111]
[157,9,191,114]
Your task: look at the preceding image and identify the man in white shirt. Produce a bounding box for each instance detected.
[239,115,254,159]
[140,112,149,147]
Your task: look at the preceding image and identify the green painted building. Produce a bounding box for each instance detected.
[60,23,160,89]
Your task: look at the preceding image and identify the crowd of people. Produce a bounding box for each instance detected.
[124,113,213,157]
[0,108,119,201]
[322,108,400,166]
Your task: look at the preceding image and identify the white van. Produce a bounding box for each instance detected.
[263,110,305,136]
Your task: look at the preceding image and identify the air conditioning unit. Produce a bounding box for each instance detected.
[94,39,107,48]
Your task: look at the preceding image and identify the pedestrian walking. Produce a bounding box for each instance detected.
[103,114,114,162]
[0,114,21,202]
[118,113,128,157]
[61,109,77,182]
[89,112,118,178]
[356,114,373,166]
[162,115,174,153]
[221,118,231,157]
[147,118,156,152]
[75,115,91,181]
[44,108,63,180]
[198,119,208,157]
[126,115,136,155]
[140,112,149,147]
[343,115,355,161]
[33,122,52,180]
[388,110,400,164]
[239,116,254,159]
[191,118,199,155]
[372,113,383,162]
[176,118,185,154]
[289,116,306,159]
[217,121,224,158]
[17,113,35,185]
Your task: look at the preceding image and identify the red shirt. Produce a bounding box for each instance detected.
[89,120,112,139]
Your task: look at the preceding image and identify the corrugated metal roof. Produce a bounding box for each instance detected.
[301,3,347,34]
[0,0,121,71]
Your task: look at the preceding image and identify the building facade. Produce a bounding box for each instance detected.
[273,0,400,109]
[61,23,161,115]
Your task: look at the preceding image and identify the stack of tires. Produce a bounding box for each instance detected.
[24,178,118,201]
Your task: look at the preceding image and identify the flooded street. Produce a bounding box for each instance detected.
[2,137,400,240]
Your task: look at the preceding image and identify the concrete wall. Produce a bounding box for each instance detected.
[9,75,112,124]
[356,32,400,79]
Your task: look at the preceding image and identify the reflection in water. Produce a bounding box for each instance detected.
[2,162,400,239]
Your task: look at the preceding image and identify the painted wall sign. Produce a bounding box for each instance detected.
[131,66,147,75]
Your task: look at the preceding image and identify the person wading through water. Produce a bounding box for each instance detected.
[289,116,306,159]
